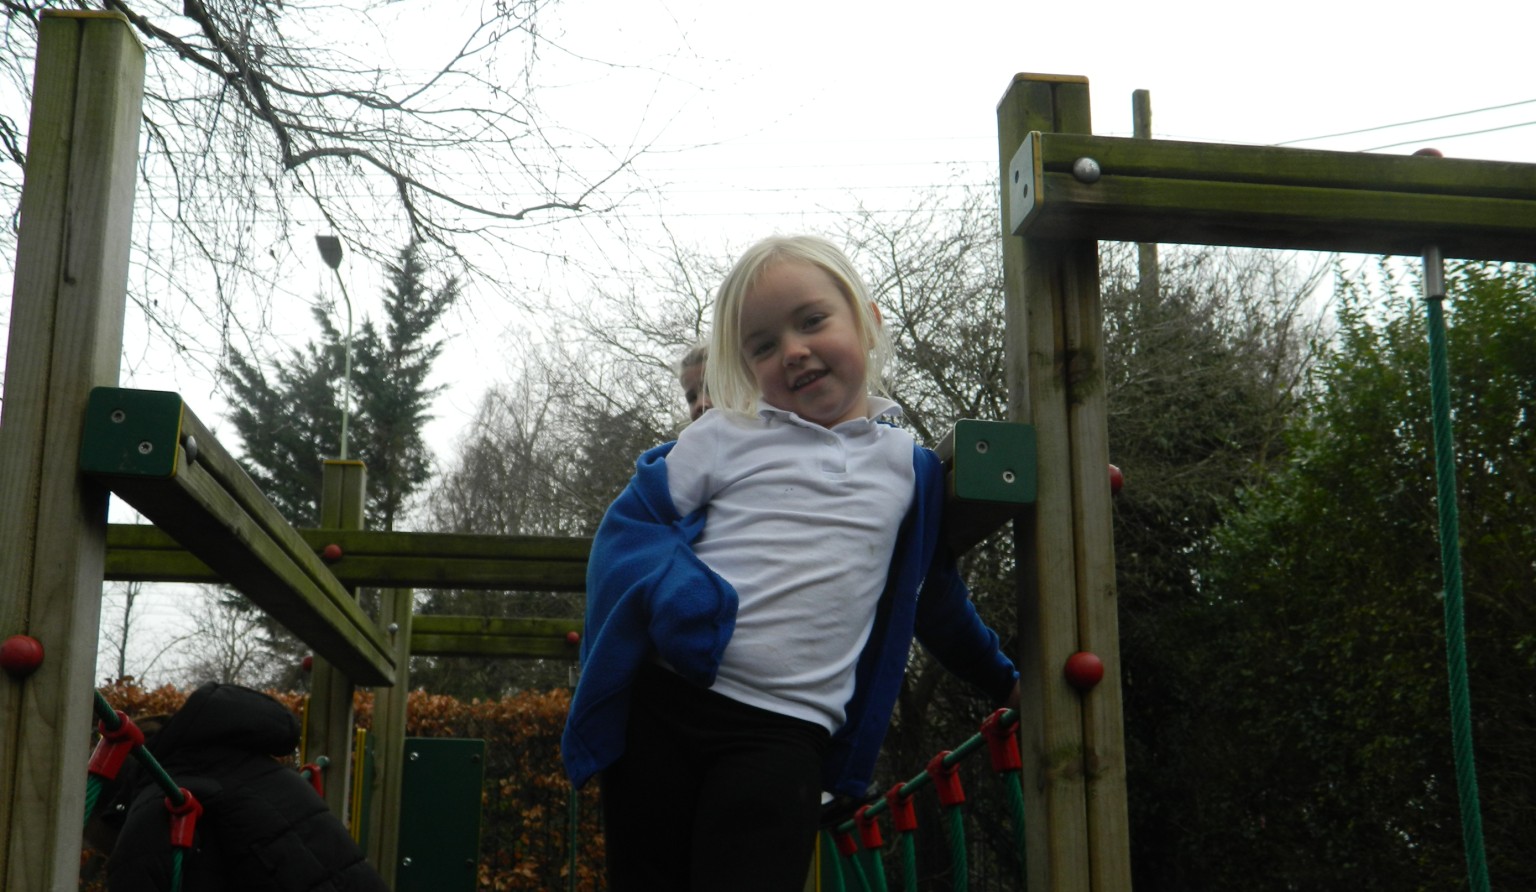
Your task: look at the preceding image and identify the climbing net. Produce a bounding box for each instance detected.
[824,708,1023,892]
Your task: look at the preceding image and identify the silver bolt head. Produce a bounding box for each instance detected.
[1072,157,1102,183]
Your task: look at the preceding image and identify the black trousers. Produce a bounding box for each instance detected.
[601,664,830,892]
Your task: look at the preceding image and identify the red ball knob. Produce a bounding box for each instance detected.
[1064,651,1104,691]
[301,655,314,673]
[321,543,343,562]
[565,631,581,645]
[1108,464,1124,495]
[1413,147,1443,157]
[1,635,44,679]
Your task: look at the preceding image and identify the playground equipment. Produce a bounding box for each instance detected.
[2,11,1529,887]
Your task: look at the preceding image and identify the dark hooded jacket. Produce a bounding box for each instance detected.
[104,682,387,892]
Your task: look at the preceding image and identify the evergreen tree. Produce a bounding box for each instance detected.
[222,239,459,531]
[218,240,459,686]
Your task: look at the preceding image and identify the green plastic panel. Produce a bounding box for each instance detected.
[396,737,485,892]
[78,387,184,478]
[950,419,1036,504]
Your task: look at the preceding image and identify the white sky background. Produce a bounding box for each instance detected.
[5,0,1535,680]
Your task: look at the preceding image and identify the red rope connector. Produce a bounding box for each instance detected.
[980,708,1023,774]
[831,826,859,857]
[300,763,325,797]
[87,711,145,781]
[926,751,966,808]
[854,804,884,850]
[883,783,918,834]
[164,788,203,849]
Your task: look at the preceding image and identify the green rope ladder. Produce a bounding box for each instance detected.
[826,708,1023,892]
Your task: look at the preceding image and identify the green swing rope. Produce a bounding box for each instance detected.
[1421,249,1490,892]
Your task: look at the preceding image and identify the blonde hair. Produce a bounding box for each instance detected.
[705,235,891,415]
[677,339,709,381]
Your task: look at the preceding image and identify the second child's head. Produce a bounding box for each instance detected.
[708,235,891,428]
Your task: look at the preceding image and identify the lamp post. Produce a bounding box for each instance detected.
[315,234,354,460]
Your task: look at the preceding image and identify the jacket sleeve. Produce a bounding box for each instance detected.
[910,450,1018,705]
[914,555,1019,705]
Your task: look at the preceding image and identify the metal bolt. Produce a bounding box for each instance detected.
[180,434,198,464]
[408,751,419,761]
[1072,157,1102,183]
[401,857,412,867]
[975,440,989,454]
[1003,470,1016,484]
[137,441,153,455]
[110,409,126,423]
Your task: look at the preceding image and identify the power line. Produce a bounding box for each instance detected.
[1275,97,1536,146]
[1362,119,1536,152]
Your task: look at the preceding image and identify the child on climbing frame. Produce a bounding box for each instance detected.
[678,338,712,422]
[561,234,1019,891]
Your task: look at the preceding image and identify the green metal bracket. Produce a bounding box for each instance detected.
[79,387,185,478]
[941,419,1037,505]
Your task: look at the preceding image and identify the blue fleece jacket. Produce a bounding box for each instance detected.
[560,439,1018,798]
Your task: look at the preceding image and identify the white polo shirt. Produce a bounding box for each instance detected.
[664,398,917,731]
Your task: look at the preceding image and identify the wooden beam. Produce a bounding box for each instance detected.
[410,615,585,659]
[80,389,395,685]
[1008,132,1536,262]
[0,12,142,889]
[104,524,590,591]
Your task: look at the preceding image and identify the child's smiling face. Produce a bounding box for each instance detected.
[738,259,871,428]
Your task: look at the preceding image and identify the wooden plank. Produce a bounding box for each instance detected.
[104,524,590,591]
[0,12,142,889]
[1012,132,1536,262]
[409,615,585,659]
[365,588,414,888]
[85,398,394,684]
[998,73,1094,892]
[1059,198,1133,892]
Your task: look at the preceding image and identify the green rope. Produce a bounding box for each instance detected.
[92,691,184,807]
[821,832,847,892]
[941,806,967,892]
[896,833,917,892]
[171,848,183,892]
[1421,263,1491,892]
[861,847,889,892]
[844,844,872,892]
[1001,772,1027,882]
[83,775,104,828]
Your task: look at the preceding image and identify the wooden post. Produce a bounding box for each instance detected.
[0,11,143,889]
[1132,89,1160,304]
[997,73,1133,892]
[365,587,413,887]
[309,460,368,818]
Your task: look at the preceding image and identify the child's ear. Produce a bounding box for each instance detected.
[869,302,883,326]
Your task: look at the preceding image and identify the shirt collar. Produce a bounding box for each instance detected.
[754,396,903,430]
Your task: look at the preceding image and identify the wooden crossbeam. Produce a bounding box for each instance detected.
[1008,132,1536,262]
[105,524,590,592]
[80,388,395,685]
[410,615,584,660]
